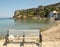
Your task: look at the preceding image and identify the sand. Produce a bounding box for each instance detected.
[41,21,60,47]
[0,39,39,47]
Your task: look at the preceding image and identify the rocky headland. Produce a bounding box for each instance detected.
[13,2,60,19]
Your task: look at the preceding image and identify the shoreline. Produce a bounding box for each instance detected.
[0,21,60,47]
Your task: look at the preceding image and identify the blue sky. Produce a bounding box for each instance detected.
[0,0,60,18]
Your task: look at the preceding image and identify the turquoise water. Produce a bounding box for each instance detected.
[0,18,52,37]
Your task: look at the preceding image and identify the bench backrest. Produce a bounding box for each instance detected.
[9,29,40,37]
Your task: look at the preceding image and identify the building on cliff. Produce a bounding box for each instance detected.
[49,10,60,20]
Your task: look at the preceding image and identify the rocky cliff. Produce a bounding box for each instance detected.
[13,2,60,19]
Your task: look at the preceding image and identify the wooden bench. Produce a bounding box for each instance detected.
[3,29,41,46]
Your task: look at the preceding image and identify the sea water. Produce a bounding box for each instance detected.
[0,18,53,37]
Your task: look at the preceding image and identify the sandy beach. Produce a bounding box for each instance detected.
[41,21,60,47]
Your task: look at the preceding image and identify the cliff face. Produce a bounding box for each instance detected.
[13,2,60,19]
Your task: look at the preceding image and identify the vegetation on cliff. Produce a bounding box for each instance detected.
[13,2,60,19]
